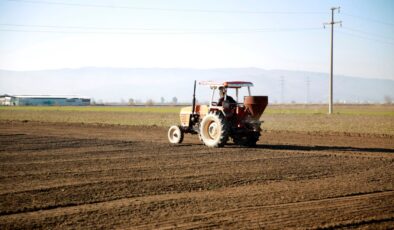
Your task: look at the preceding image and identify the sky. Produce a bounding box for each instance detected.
[0,0,393,79]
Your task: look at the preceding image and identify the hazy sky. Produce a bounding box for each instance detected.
[0,0,393,79]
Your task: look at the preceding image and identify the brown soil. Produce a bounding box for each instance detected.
[0,120,393,229]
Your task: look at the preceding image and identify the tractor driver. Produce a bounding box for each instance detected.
[218,86,236,106]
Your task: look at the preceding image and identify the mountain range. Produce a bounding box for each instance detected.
[0,67,393,104]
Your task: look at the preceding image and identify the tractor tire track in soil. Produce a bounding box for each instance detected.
[0,121,393,229]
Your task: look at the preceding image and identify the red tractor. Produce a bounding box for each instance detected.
[168,81,268,147]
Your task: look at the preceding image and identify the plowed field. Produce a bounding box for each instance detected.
[0,121,393,229]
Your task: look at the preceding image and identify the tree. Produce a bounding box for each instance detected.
[146,99,155,106]
[384,95,392,104]
[128,98,135,105]
[172,97,178,105]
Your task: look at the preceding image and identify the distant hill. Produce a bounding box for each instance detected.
[0,67,393,103]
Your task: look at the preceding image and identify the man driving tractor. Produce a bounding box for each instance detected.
[218,86,236,106]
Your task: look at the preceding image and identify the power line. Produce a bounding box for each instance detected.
[342,12,394,27]
[0,23,164,31]
[341,27,394,41]
[6,0,326,15]
[0,27,323,35]
[0,23,323,32]
[338,30,394,46]
[3,23,391,42]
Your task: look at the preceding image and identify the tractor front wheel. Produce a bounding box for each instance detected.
[199,112,229,147]
[168,125,184,144]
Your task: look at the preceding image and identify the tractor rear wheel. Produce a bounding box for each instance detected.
[199,111,229,147]
[168,125,184,144]
[233,132,260,147]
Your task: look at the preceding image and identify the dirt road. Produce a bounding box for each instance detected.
[0,121,393,229]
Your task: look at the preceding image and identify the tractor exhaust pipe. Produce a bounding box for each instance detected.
[191,80,196,115]
[189,80,197,128]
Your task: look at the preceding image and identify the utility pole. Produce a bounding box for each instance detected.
[280,76,285,104]
[324,7,341,114]
[306,76,310,104]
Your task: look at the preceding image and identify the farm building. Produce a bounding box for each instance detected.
[0,95,14,106]
[0,95,91,106]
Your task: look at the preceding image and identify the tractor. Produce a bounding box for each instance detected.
[168,81,268,147]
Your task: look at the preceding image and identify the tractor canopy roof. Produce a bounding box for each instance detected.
[199,81,253,89]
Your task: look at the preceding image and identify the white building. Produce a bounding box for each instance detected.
[0,95,91,106]
[0,95,13,106]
